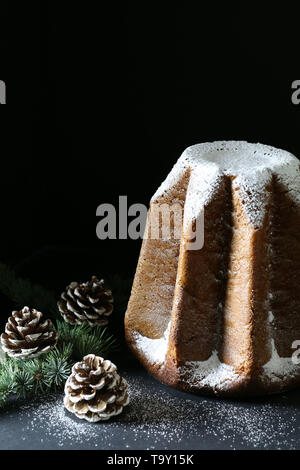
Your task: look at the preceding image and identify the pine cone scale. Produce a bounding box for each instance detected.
[16,326,31,335]
[87,295,99,304]
[66,300,86,318]
[84,311,100,320]
[2,335,23,346]
[67,393,82,404]
[81,389,96,401]
[89,401,107,413]
[27,317,40,326]
[90,378,105,390]
[22,347,39,355]
[76,299,90,309]
[25,332,43,341]
[93,306,106,315]
[74,373,89,384]
[74,401,90,414]
[69,377,84,390]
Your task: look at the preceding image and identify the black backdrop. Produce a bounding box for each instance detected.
[0,2,299,302]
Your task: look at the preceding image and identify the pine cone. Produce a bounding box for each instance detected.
[58,276,113,326]
[0,306,58,360]
[64,354,129,422]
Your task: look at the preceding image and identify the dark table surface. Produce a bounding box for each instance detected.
[1,362,300,450]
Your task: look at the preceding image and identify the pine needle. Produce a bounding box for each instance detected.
[22,359,48,394]
[0,361,15,408]
[42,347,73,391]
[14,370,35,398]
[56,320,119,361]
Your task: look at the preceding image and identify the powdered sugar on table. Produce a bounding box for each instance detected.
[3,368,300,450]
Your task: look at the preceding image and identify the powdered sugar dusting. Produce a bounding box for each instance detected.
[152,141,300,229]
[233,167,272,227]
[3,369,300,450]
[134,322,171,365]
[183,164,222,221]
[180,351,240,389]
[263,339,300,383]
[180,341,300,390]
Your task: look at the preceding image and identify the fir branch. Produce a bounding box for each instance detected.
[56,320,119,361]
[0,384,11,409]
[22,359,48,394]
[0,346,74,408]
[75,326,119,359]
[41,347,73,391]
[19,345,73,395]
[0,361,15,408]
[13,370,34,398]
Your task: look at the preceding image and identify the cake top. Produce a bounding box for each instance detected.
[152,141,300,228]
[182,141,297,174]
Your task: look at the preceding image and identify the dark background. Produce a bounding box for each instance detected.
[0,2,299,305]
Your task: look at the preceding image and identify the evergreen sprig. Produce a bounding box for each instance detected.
[37,345,73,391]
[56,320,119,360]
[0,360,15,408]
[0,346,73,408]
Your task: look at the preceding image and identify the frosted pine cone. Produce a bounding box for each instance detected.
[64,354,129,422]
[0,307,58,360]
[58,276,113,326]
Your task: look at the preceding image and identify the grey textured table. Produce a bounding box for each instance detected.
[1,364,300,450]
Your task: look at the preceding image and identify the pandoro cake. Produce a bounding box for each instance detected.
[125,141,300,396]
